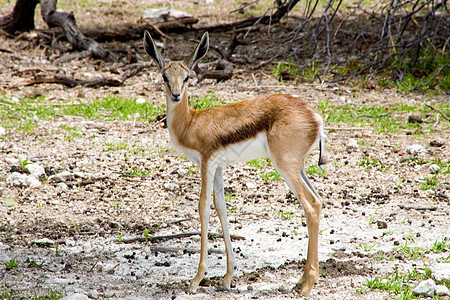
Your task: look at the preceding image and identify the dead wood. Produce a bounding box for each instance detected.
[62,176,108,188]
[120,231,245,244]
[149,246,224,254]
[11,62,151,88]
[40,0,116,60]
[11,74,122,88]
[196,59,234,82]
[0,0,39,34]
[398,205,438,211]
[81,18,198,42]
[425,104,450,121]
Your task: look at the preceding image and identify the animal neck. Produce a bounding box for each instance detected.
[166,90,193,136]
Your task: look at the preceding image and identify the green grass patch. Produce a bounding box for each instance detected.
[260,169,281,181]
[103,141,128,151]
[0,96,166,132]
[190,92,225,110]
[318,101,449,133]
[247,158,271,169]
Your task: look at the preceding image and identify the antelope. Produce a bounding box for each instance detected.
[143,31,326,296]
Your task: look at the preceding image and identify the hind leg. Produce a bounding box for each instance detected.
[271,156,321,296]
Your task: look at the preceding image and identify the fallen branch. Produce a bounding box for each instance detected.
[398,205,437,211]
[63,176,108,188]
[81,18,198,42]
[352,113,391,119]
[425,104,450,121]
[120,231,245,244]
[40,0,116,60]
[149,246,224,254]
[196,59,234,82]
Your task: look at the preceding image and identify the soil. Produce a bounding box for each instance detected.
[0,1,449,299]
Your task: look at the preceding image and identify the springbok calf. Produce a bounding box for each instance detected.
[144,31,326,296]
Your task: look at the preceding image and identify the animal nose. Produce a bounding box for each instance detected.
[172,93,180,100]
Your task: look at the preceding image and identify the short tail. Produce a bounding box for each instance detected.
[317,123,327,168]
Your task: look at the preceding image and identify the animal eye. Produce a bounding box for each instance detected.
[183,76,189,83]
[162,74,169,82]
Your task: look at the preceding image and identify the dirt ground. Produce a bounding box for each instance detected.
[1,1,449,299]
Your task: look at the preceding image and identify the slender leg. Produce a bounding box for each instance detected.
[272,159,321,296]
[189,162,215,293]
[212,167,236,289]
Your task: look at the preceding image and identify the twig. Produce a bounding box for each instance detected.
[120,231,245,244]
[352,113,391,119]
[398,205,437,211]
[425,104,450,121]
[149,246,224,254]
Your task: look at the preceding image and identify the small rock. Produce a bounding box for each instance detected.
[53,171,75,182]
[136,97,146,104]
[331,242,346,251]
[408,115,423,123]
[87,290,99,299]
[377,221,388,229]
[6,172,28,186]
[345,181,356,188]
[0,126,6,136]
[163,182,179,191]
[436,285,450,296]
[430,137,445,147]
[11,96,20,104]
[346,138,359,152]
[413,279,436,297]
[25,176,41,187]
[57,182,69,190]
[24,163,45,178]
[405,144,426,155]
[61,293,89,300]
[429,164,440,174]
[102,290,116,298]
[4,157,19,164]
[245,182,257,190]
[32,238,56,246]
[429,263,450,281]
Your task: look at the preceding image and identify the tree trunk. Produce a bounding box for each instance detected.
[40,0,115,60]
[0,0,39,34]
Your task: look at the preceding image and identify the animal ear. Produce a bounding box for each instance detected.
[143,31,165,72]
[187,32,209,71]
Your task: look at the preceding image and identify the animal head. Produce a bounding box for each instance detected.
[143,31,209,103]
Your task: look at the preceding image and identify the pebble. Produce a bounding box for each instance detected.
[429,263,450,281]
[245,182,257,190]
[57,182,69,190]
[430,137,445,147]
[377,221,388,229]
[0,126,6,136]
[4,157,19,164]
[24,163,46,178]
[87,290,99,299]
[163,182,179,191]
[61,293,89,300]
[6,172,41,187]
[103,290,116,298]
[346,138,359,152]
[436,285,450,296]
[32,238,56,246]
[330,242,346,251]
[405,144,426,155]
[136,97,146,104]
[412,279,436,296]
[429,164,440,173]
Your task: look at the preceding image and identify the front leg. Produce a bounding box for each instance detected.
[189,162,215,293]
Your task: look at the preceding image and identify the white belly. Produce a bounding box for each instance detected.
[211,132,268,167]
[170,132,269,167]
